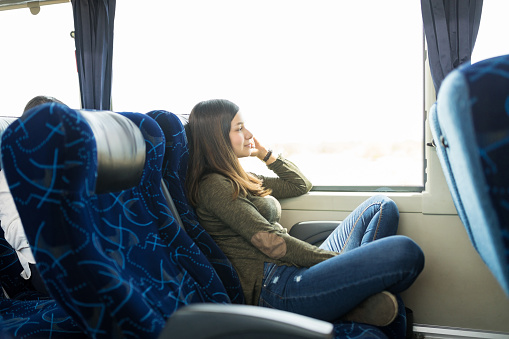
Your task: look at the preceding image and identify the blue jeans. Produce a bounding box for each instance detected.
[258,195,424,322]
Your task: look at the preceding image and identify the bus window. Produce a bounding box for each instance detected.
[3,2,507,190]
[113,0,424,190]
[0,2,79,117]
[471,0,509,63]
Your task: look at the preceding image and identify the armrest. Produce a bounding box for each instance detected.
[159,303,333,339]
[289,221,340,247]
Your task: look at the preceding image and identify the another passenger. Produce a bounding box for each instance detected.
[185,99,425,326]
[23,95,64,113]
[0,95,65,296]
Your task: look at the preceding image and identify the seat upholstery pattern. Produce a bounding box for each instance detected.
[0,230,37,300]
[0,296,86,339]
[332,322,387,339]
[0,116,85,338]
[430,54,509,295]
[0,230,86,338]
[1,104,230,338]
[147,110,245,304]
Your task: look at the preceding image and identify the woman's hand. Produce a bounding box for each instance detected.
[249,137,264,159]
[250,137,276,165]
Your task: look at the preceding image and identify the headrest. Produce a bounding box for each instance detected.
[79,110,146,194]
[0,117,18,171]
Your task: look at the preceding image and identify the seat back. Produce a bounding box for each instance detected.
[0,115,86,337]
[0,229,38,300]
[0,289,86,338]
[429,54,509,295]
[1,103,230,338]
[147,110,245,304]
[0,116,30,300]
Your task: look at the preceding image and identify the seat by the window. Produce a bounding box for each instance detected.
[147,110,245,305]
[429,54,509,296]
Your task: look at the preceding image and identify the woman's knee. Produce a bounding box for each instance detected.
[368,195,399,236]
[372,195,399,218]
[391,236,425,274]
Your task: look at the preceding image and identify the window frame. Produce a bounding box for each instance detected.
[281,39,457,217]
[310,30,427,194]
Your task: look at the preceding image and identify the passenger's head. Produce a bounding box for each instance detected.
[186,99,269,206]
[23,95,64,113]
[188,99,241,165]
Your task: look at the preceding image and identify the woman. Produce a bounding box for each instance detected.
[186,99,424,326]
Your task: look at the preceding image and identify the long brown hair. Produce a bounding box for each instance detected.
[186,99,271,206]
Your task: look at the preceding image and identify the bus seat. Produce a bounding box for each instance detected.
[0,116,86,338]
[429,54,509,296]
[1,227,86,338]
[0,293,86,338]
[146,110,403,339]
[289,221,341,247]
[0,116,31,300]
[1,104,232,338]
[0,228,44,300]
[146,110,245,304]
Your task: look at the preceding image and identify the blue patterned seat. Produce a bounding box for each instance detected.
[0,231,34,300]
[0,296,85,339]
[429,54,509,296]
[147,110,408,339]
[0,230,86,338]
[146,110,245,304]
[1,104,230,338]
[0,116,86,338]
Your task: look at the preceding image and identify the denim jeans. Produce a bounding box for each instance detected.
[258,195,424,322]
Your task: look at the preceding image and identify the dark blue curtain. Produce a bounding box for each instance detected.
[421,0,483,92]
[72,0,116,110]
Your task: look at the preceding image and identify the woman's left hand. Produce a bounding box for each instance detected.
[251,137,276,164]
[249,137,266,159]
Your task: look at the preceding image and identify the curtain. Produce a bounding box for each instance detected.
[421,0,483,92]
[72,0,116,110]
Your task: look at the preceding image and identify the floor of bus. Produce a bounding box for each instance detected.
[413,325,509,339]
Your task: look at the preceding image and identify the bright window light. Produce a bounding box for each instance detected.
[2,2,506,189]
[0,3,79,117]
[113,0,424,188]
[471,0,509,64]
[1,1,427,189]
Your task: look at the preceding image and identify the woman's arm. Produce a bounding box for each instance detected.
[199,174,336,267]
[255,155,313,199]
[249,137,312,199]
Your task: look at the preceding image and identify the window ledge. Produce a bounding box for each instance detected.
[280,190,457,215]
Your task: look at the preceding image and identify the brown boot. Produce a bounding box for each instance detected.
[341,291,398,327]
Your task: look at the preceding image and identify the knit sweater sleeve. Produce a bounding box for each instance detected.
[254,155,313,199]
[198,173,337,267]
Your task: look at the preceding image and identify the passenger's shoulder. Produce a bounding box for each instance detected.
[201,172,229,184]
[199,173,234,194]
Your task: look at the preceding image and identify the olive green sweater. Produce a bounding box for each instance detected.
[196,155,338,305]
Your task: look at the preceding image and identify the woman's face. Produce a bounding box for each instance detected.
[229,111,254,158]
